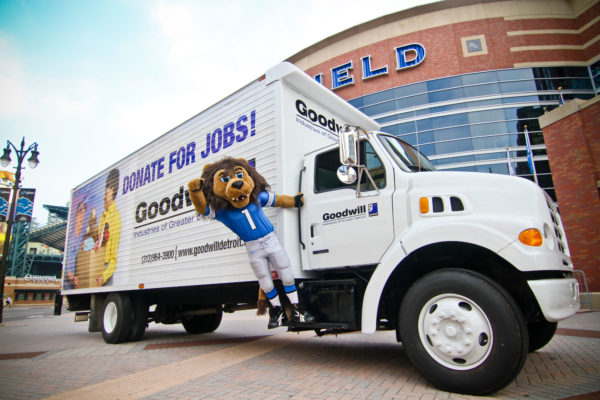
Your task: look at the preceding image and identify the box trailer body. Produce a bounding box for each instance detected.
[61,62,579,395]
[62,63,377,295]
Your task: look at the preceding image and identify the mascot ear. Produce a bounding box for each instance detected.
[201,163,213,174]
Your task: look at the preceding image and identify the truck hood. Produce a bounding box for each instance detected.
[408,171,546,220]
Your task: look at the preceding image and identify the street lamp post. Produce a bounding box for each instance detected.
[0,137,39,323]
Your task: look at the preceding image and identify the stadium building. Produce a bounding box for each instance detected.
[287,0,600,294]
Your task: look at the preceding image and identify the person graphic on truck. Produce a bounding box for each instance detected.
[94,168,122,286]
[188,157,315,329]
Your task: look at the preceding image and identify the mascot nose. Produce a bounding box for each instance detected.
[232,180,244,190]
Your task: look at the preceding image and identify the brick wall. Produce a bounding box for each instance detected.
[298,2,599,100]
[540,97,600,292]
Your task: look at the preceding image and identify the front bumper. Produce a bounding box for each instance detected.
[528,278,580,322]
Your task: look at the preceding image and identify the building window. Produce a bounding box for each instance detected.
[461,35,488,57]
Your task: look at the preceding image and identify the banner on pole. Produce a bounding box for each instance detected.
[16,188,35,222]
[0,188,10,222]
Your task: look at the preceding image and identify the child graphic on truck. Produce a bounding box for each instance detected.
[188,157,315,329]
[95,168,121,286]
[70,168,121,288]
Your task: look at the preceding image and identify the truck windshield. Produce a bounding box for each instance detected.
[378,134,436,172]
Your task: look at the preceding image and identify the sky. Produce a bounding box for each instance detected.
[0,0,437,226]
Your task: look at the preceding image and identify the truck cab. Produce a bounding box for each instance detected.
[297,126,579,394]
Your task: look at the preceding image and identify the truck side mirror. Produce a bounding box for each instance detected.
[339,125,359,165]
[337,165,357,184]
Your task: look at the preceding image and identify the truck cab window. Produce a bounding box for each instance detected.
[315,148,354,192]
[314,141,386,193]
[360,141,386,191]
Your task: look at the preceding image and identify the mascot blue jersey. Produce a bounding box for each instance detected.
[204,191,276,242]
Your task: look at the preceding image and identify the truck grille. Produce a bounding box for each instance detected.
[544,193,570,263]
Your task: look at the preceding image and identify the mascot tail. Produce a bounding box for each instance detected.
[257,288,268,315]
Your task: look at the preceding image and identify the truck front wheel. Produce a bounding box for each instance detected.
[102,293,133,344]
[398,269,528,395]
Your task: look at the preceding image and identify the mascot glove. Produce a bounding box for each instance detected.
[189,178,204,192]
[294,193,304,208]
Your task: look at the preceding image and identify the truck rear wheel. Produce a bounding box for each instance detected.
[182,311,223,334]
[527,319,557,352]
[102,293,133,344]
[398,269,528,395]
[128,295,148,342]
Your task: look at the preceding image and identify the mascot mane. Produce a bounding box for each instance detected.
[201,157,269,210]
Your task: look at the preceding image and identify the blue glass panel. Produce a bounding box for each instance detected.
[414,107,430,116]
[462,71,498,85]
[466,98,502,108]
[434,125,471,141]
[434,154,475,166]
[472,135,512,150]
[362,100,397,116]
[472,164,510,174]
[418,143,436,156]
[416,118,433,132]
[359,89,395,106]
[384,122,415,136]
[348,98,363,108]
[429,87,466,103]
[468,109,506,124]
[394,82,427,98]
[427,76,463,91]
[470,122,509,137]
[436,139,473,154]
[430,113,469,129]
[375,111,413,124]
[504,107,520,120]
[507,133,520,146]
[416,131,434,144]
[452,166,478,172]
[429,103,467,113]
[502,95,539,104]
[497,68,534,81]
[399,133,417,146]
[395,94,428,110]
[500,80,537,93]
[473,151,506,161]
[464,83,501,97]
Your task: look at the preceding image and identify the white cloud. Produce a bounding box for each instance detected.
[0,34,29,116]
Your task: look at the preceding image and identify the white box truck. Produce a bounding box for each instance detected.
[61,62,579,395]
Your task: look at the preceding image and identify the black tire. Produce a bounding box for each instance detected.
[182,310,223,334]
[102,293,133,344]
[527,319,557,352]
[128,295,148,342]
[398,269,528,395]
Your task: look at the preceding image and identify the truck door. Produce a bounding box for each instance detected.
[301,140,395,270]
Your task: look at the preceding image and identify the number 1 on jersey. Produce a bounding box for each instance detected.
[241,209,257,230]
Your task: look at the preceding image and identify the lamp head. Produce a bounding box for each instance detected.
[0,147,11,167]
[28,149,39,169]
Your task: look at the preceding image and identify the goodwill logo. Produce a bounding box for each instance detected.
[322,203,378,225]
[295,98,341,142]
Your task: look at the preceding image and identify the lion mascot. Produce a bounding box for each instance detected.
[187,157,315,329]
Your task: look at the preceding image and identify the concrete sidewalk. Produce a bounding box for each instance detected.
[0,308,598,400]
